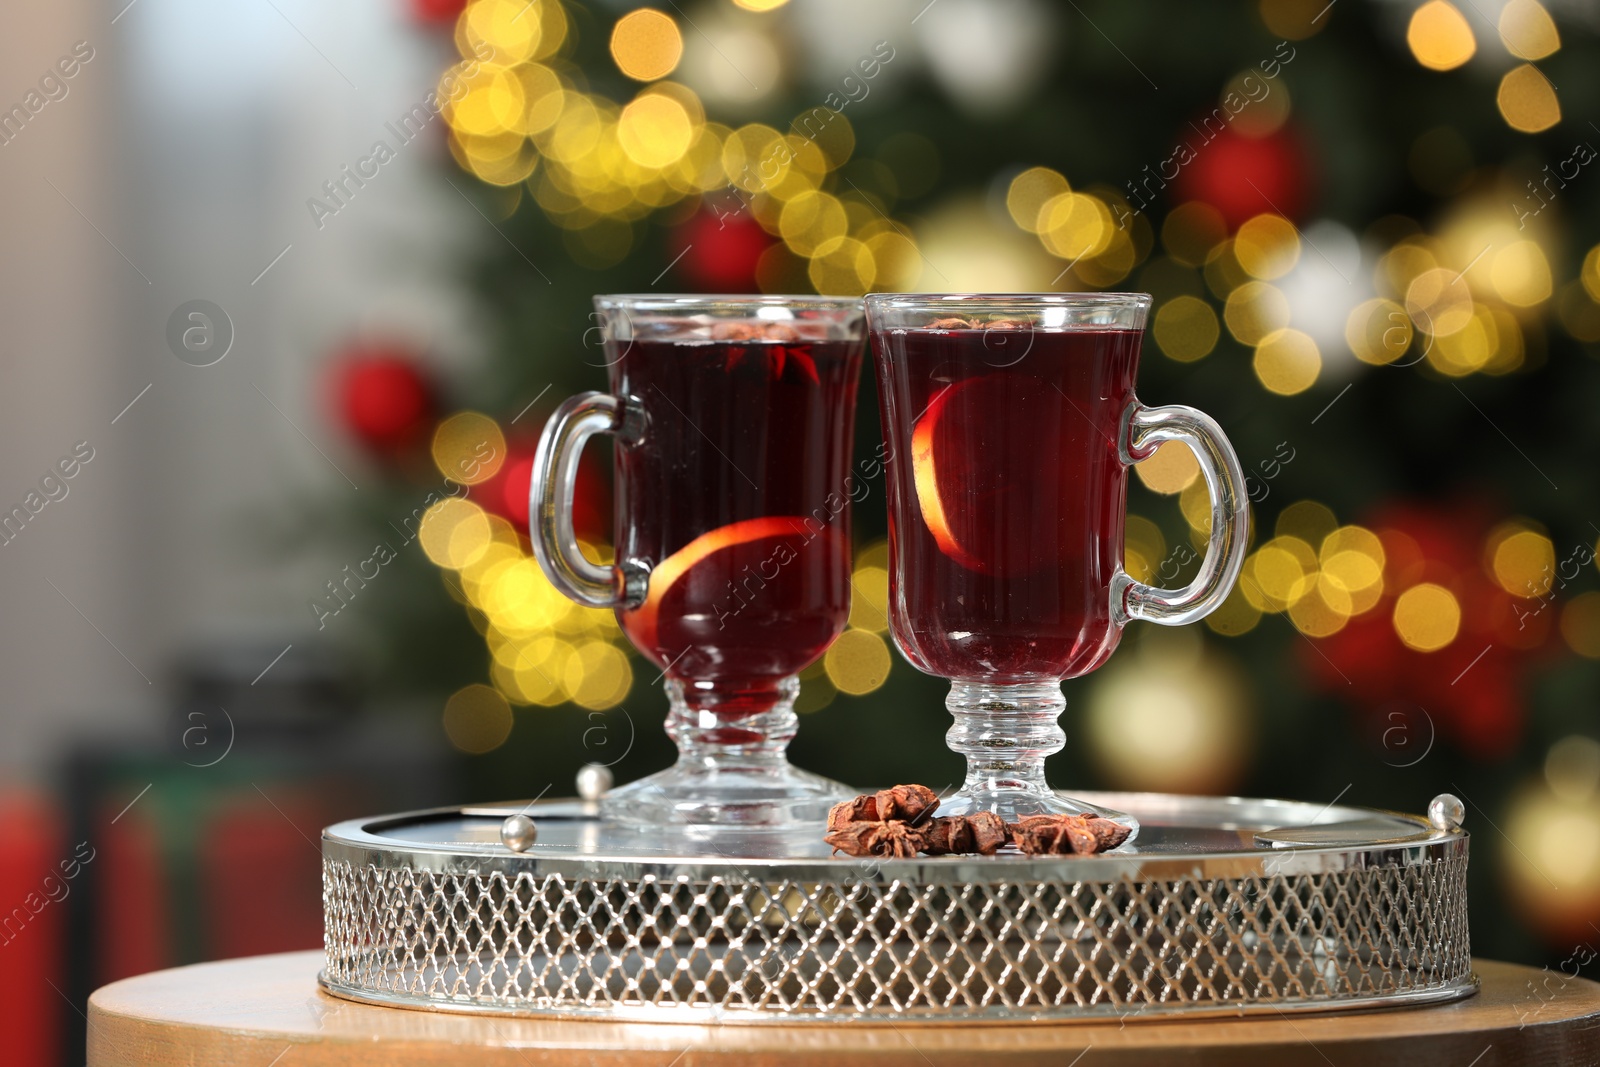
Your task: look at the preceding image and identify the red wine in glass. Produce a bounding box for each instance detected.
[614,334,861,737]
[877,327,1142,682]
[532,296,866,830]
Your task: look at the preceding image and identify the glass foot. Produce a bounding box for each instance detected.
[936,787,1140,841]
[943,679,1140,848]
[600,761,852,829]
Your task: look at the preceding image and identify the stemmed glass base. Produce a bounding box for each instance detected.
[600,675,852,830]
[937,680,1140,844]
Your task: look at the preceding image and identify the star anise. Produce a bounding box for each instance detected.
[823,819,924,858]
[1009,814,1132,856]
[873,783,939,823]
[921,811,1009,856]
[928,316,974,330]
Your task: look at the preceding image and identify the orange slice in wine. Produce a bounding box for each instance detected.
[910,372,1096,577]
[628,516,827,654]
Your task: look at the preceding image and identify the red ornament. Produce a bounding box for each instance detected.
[1172,126,1312,229]
[476,442,607,544]
[1305,504,1554,759]
[410,0,467,26]
[670,209,772,292]
[328,344,435,456]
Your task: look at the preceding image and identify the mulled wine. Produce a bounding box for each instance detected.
[866,293,1248,828]
[612,333,862,733]
[874,326,1141,682]
[531,295,867,828]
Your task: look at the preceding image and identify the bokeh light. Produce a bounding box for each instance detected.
[610,9,682,82]
[1234,214,1300,280]
[1153,295,1220,362]
[1134,440,1200,494]
[442,683,515,753]
[432,411,507,485]
[1499,0,1560,59]
[1407,1,1476,71]
[824,629,892,695]
[1393,582,1461,651]
[1252,327,1321,395]
[1498,64,1560,133]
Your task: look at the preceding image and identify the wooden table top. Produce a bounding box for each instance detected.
[88,952,1600,1066]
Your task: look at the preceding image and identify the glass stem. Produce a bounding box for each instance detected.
[665,675,799,770]
[946,681,1066,800]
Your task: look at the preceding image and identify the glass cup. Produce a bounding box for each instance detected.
[532,295,866,830]
[865,293,1249,839]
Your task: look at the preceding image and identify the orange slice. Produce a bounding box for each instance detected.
[909,372,1097,577]
[626,516,838,655]
[911,382,988,573]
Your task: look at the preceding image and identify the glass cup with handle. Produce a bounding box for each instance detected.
[865,292,1249,842]
[532,295,866,830]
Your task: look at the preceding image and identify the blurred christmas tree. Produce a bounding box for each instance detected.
[319,0,1600,970]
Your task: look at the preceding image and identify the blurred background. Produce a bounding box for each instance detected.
[3,0,1600,1060]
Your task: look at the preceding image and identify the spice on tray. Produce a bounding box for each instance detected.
[823,785,1131,858]
[1009,814,1133,856]
[921,812,1009,856]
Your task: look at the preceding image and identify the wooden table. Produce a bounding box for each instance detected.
[88,952,1600,1066]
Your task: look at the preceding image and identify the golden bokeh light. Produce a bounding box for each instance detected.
[442,683,514,754]
[1345,297,1413,365]
[1037,192,1113,261]
[1406,266,1474,337]
[442,64,528,138]
[808,236,877,296]
[1253,328,1321,395]
[1498,63,1560,133]
[1318,526,1386,616]
[1234,214,1301,280]
[1153,295,1220,362]
[1259,0,1332,39]
[1491,527,1556,597]
[1277,501,1339,546]
[1288,584,1350,637]
[848,566,890,633]
[616,92,693,168]
[1134,440,1201,494]
[824,629,892,695]
[1408,1,1476,71]
[1426,304,1498,377]
[779,190,849,257]
[1393,583,1461,651]
[1084,638,1253,794]
[1499,0,1559,59]
[1248,536,1319,611]
[1561,593,1600,659]
[1124,514,1166,585]
[1205,584,1264,636]
[1583,246,1600,303]
[733,0,791,9]
[563,641,633,709]
[433,411,507,486]
[1163,201,1228,268]
[1547,735,1600,802]
[1006,167,1070,234]
[610,9,682,82]
[462,0,545,64]
[419,498,494,570]
[1224,281,1291,345]
[1489,240,1552,306]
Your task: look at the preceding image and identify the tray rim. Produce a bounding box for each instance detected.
[321,791,1469,884]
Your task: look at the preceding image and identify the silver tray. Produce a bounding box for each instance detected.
[320,791,1473,1023]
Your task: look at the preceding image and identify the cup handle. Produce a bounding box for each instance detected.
[1111,401,1250,626]
[530,391,647,610]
